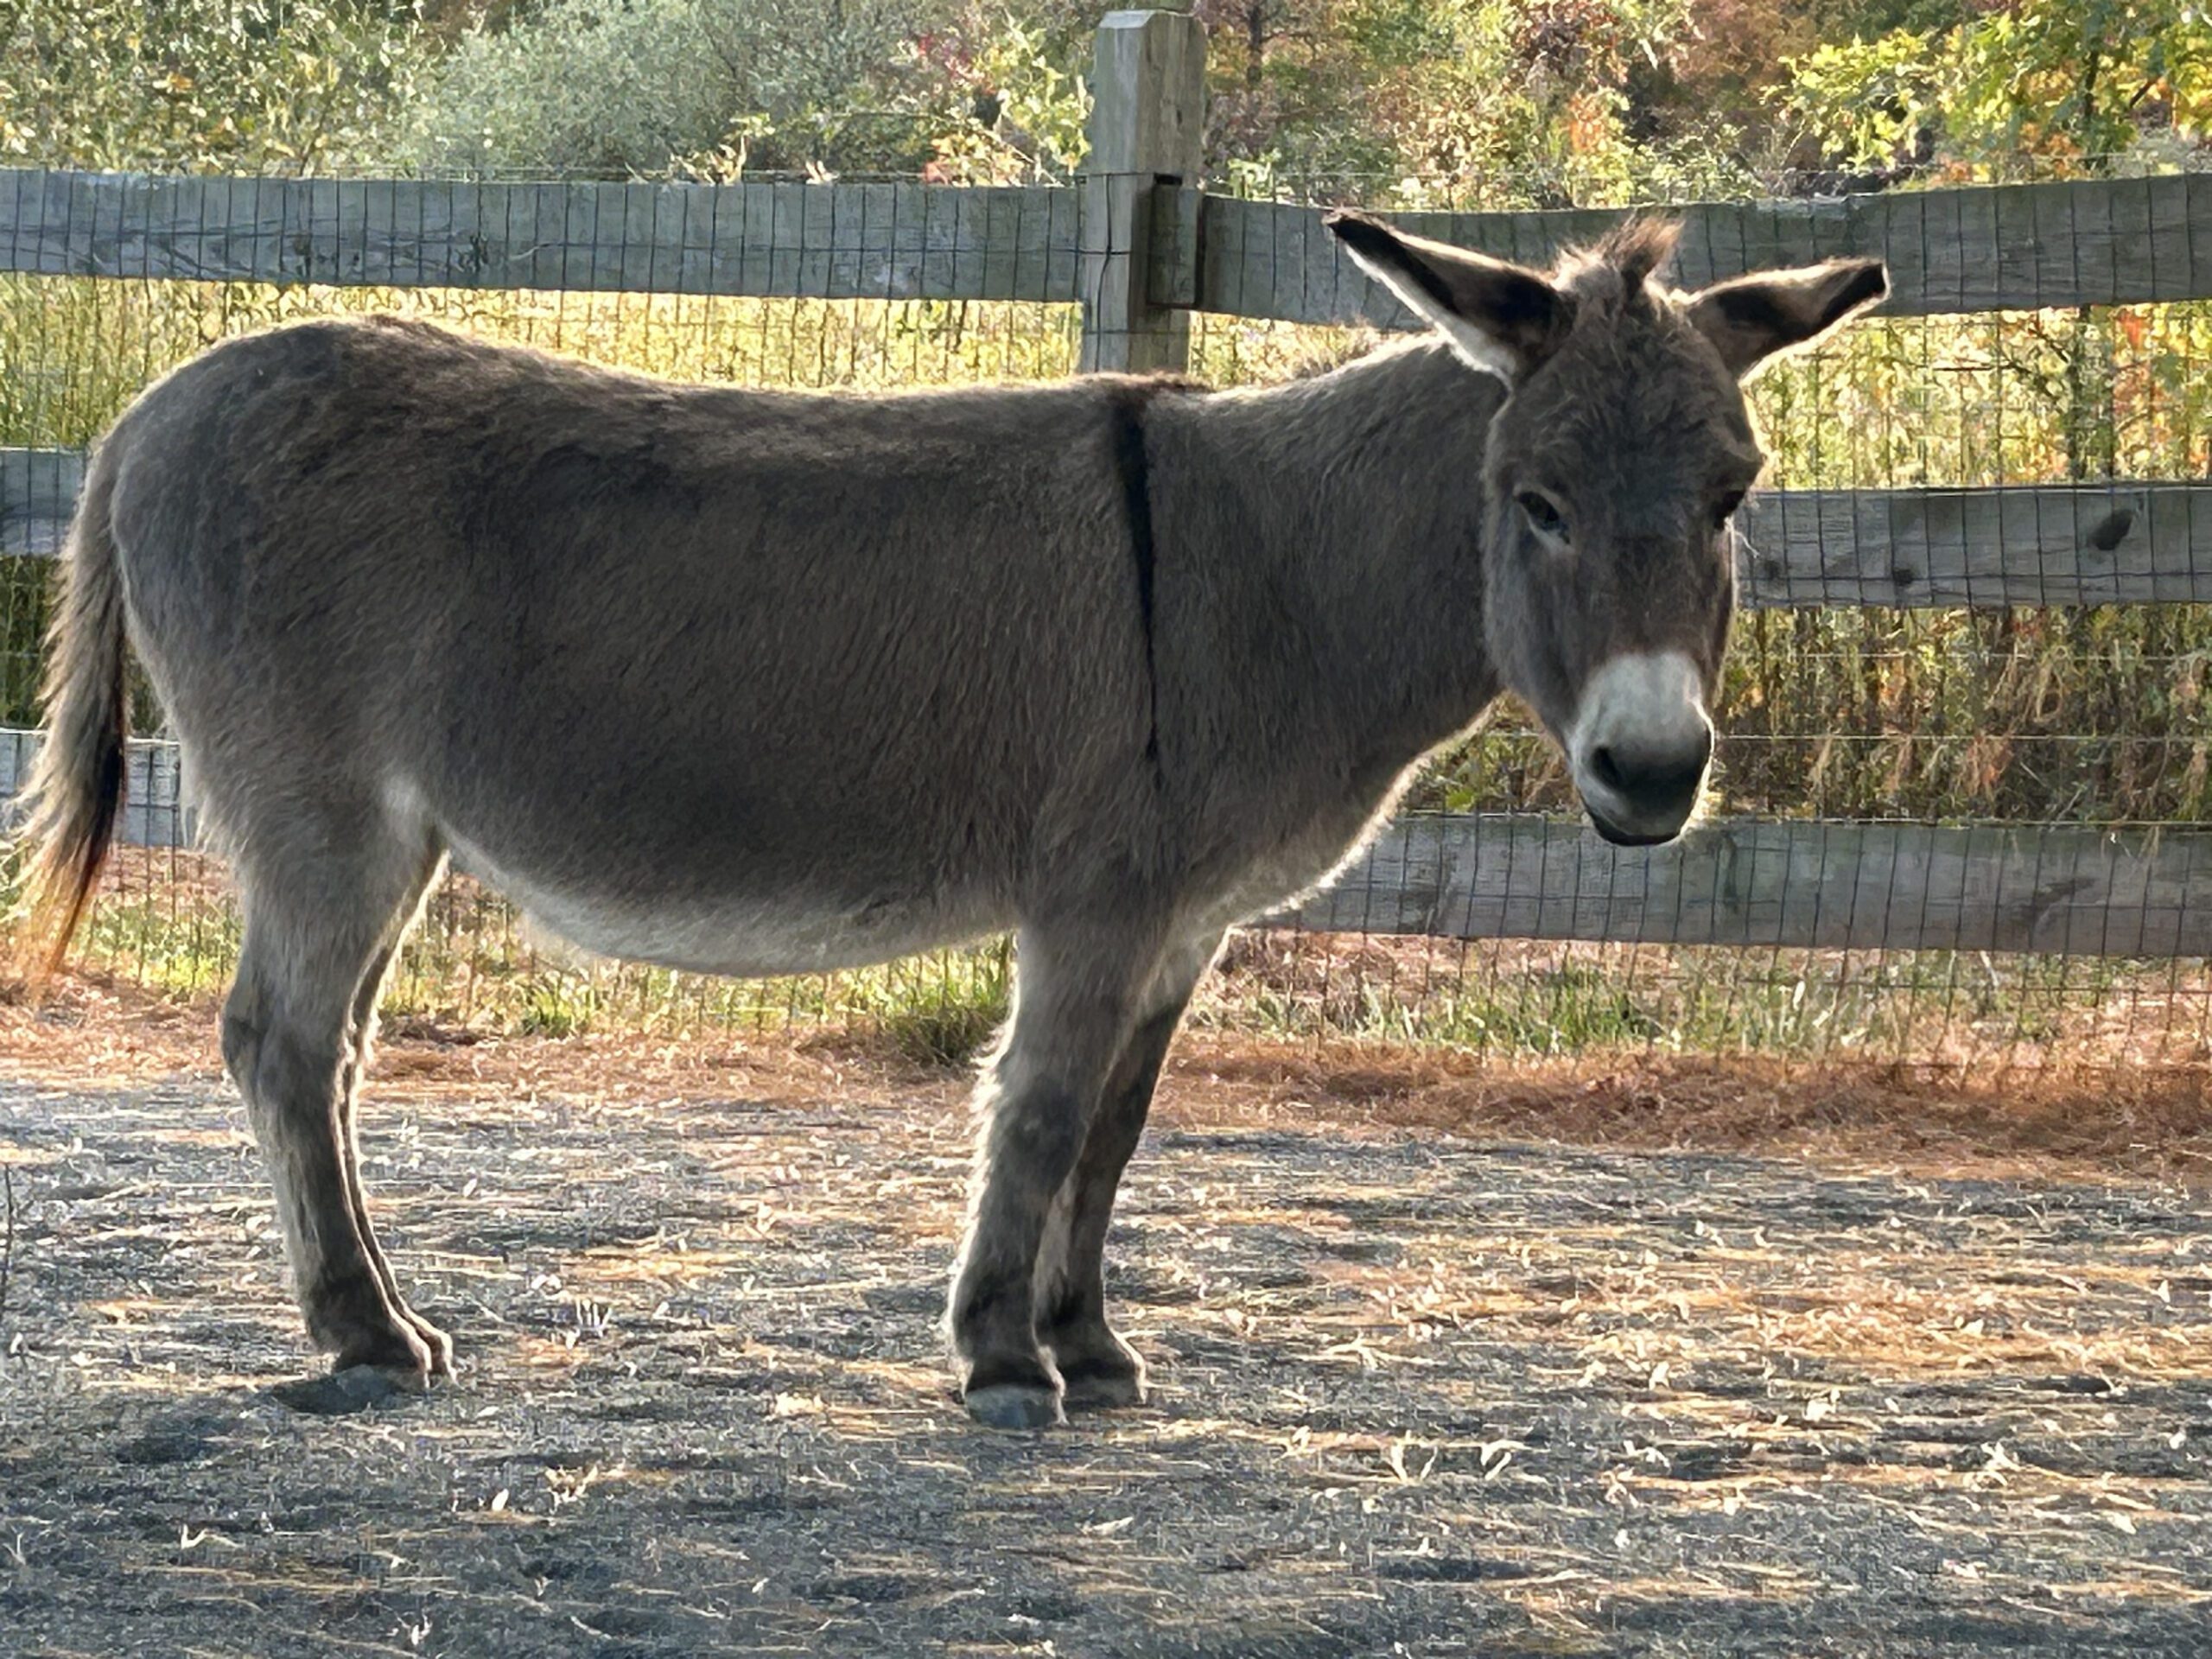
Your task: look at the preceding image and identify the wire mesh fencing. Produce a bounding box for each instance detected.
[1181,162,2212,1077]
[3,156,2209,1080]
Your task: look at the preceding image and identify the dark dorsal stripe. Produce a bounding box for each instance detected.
[1108,382,1168,775]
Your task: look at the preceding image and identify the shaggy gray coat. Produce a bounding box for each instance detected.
[16,214,1885,1427]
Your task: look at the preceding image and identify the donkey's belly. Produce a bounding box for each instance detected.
[445,831,1006,977]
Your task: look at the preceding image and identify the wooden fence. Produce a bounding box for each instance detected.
[3,3,2208,962]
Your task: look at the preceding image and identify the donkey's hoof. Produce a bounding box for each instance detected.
[1050,1331,1148,1410]
[400,1310,456,1379]
[963,1382,1066,1430]
[1060,1357,1147,1410]
[327,1318,437,1389]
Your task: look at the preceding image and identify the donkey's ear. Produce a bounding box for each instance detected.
[1683,258,1889,378]
[1325,210,1568,383]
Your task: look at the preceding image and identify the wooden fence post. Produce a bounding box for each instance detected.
[1078,4,1205,374]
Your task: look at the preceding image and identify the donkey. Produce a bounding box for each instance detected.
[14,213,1884,1427]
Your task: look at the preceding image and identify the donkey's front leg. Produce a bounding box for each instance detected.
[1034,925,1224,1409]
[949,920,1160,1429]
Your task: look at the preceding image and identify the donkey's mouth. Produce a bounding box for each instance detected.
[1586,808,1685,849]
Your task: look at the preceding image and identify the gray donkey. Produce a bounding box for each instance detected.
[16,213,1884,1427]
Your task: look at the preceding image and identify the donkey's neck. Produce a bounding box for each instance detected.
[1179,338,1506,774]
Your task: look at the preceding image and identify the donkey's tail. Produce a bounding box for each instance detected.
[12,439,129,983]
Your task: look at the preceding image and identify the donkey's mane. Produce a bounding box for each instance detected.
[1554,216,1683,312]
[1591,217,1683,282]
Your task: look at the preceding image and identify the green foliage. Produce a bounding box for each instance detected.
[1200,0,1761,207]
[0,0,420,171]
[868,938,1014,1066]
[1778,27,1948,172]
[396,0,934,177]
[1777,0,2212,177]
[13,0,2208,196]
[518,972,600,1036]
[907,16,1091,183]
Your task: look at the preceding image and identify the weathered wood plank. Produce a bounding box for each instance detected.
[1277,815,2212,957]
[1740,483,2212,607]
[1173,175,2212,323]
[12,447,2207,607]
[0,169,1083,302]
[0,726,197,849]
[1078,8,1207,373]
[3,719,2196,958]
[0,447,82,557]
[8,168,2204,318]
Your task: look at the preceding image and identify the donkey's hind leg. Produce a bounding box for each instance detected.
[335,859,448,1374]
[223,830,444,1383]
[1034,926,1223,1409]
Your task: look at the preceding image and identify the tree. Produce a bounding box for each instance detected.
[395,0,937,177]
[1777,1,2212,179]
[0,0,419,171]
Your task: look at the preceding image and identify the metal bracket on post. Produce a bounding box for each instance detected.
[1078,5,1206,374]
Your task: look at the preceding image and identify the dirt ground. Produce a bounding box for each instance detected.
[2,987,2210,1656]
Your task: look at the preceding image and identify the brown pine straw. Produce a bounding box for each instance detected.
[3,969,2205,1187]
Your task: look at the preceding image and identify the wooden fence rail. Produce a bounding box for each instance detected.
[10,447,2209,608]
[0,171,1084,302]
[0,448,77,558]
[8,169,2209,321]
[1279,815,2212,958]
[3,726,2202,959]
[1156,175,2212,326]
[0,727,193,853]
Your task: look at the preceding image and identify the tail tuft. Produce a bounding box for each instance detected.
[10,442,128,985]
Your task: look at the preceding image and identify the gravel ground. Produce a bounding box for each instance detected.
[1,1067,2209,1656]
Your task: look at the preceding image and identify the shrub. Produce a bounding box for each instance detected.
[396,0,934,176]
[0,0,419,172]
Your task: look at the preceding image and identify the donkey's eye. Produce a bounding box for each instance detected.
[1516,492,1568,542]
[1713,490,1747,530]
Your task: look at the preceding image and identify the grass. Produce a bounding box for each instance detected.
[516,973,600,1039]
[16,847,2204,1077]
[864,938,1014,1068]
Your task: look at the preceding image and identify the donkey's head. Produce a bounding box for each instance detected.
[1325,211,1886,846]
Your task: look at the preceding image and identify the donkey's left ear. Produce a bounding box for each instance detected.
[1683,258,1889,378]
[1325,209,1569,383]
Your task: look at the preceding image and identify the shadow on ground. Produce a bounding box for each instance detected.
[1,1072,2209,1656]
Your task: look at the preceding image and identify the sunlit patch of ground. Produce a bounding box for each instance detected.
[1,986,2209,1654]
[4,969,2209,1181]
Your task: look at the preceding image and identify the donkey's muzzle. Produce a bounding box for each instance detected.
[1569,652,1713,847]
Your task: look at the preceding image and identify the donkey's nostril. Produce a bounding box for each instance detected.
[1588,729,1711,814]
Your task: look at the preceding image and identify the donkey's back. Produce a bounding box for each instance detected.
[15,218,1885,1426]
[100,316,1170,973]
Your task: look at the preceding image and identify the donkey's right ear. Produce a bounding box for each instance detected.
[1325,209,1568,383]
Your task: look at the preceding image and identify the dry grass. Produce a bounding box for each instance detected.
[1,1003,2207,1655]
[4,967,2208,1188]
[42,843,2212,1083]
[1168,1045,2212,1187]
